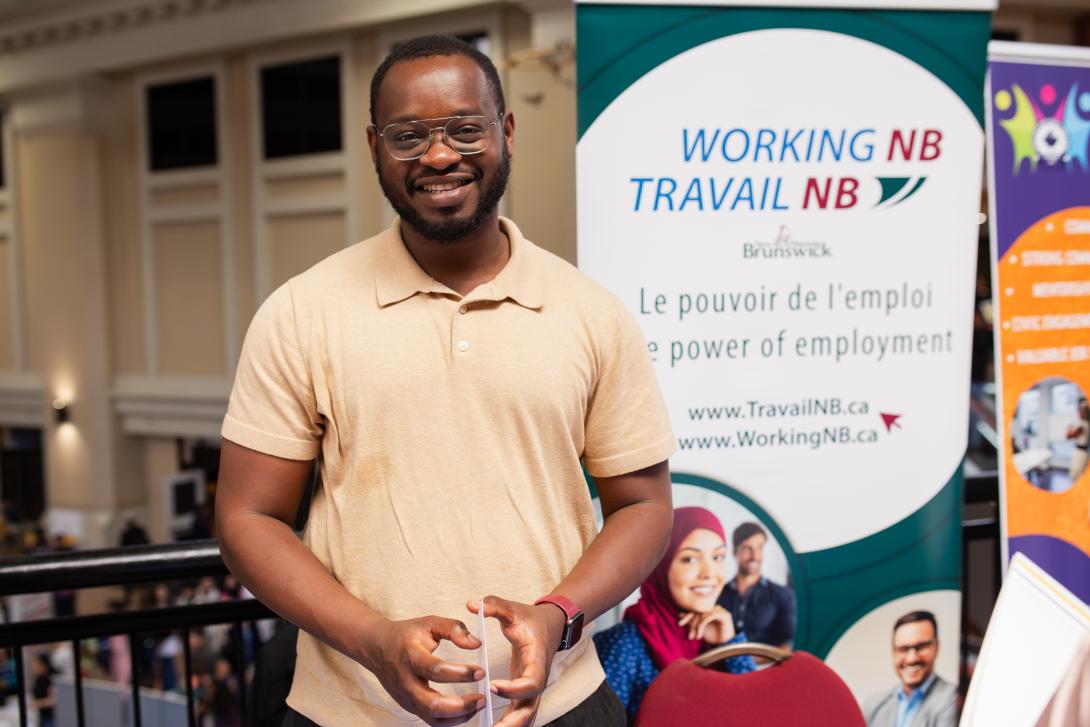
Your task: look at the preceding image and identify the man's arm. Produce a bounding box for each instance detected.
[472,459,672,727]
[771,585,798,649]
[216,440,486,726]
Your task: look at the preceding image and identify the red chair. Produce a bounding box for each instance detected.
[635,644,866,727]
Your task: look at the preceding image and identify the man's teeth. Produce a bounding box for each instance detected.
[422,180,469,192]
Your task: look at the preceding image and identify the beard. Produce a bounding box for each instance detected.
[378,148,511,244]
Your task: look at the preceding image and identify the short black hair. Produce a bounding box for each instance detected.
[893,610,937,638]
[370,35,506,125]
[732,521,767,550]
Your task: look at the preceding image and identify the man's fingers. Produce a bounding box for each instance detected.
[493,700,538,727]
[489,676,544,701]
[406,682,485,722]
[409,650,485,684]
[427,617,482,651]
[467,595,515,625]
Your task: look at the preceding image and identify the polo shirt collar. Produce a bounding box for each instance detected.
[374,217,543,310]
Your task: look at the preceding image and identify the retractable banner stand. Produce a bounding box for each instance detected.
[577,0,993,705]
[987,42,1090,605]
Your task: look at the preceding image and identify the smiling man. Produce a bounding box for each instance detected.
[862,611,957,727]
[215,35,675,727]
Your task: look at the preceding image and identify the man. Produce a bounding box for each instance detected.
[215,35,675,727]
[716,522,795,648]
[863,611,957,727]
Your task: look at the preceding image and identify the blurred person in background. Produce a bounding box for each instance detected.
[107,600,132,685]
[120,518,150,547]
[30,653,56,727]
[205,657,241,727]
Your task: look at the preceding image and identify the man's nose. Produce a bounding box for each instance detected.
[419,128,462,169]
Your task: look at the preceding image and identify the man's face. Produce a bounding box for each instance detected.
[368,55,513,243]
[734,533,765,576]
[892,620,938,690]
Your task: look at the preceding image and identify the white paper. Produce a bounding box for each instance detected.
[960,554,1090,727]
[477,598,494,727]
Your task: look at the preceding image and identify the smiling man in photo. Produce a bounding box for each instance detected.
[863,610,957,727]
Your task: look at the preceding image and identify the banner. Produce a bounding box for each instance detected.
[987,42,1090,605]
[577,0,992,707]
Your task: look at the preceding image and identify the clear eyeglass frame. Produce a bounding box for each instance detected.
[375,114,504,161]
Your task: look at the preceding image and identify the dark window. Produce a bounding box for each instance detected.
[261,56,343,160]
[1,427,44,522]
[146,77,218,172]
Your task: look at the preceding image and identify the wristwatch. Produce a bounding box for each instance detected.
[534,595,585,651]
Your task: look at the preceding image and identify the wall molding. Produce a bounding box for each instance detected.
[0,370,44,426]
[0,0,489,95]
[0,0,278,57]
[113,374,229,438]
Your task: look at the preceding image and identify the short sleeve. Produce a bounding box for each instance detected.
[221,282,322,460]
[583,301,675,478]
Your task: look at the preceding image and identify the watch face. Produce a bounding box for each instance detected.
[563,612,585,650]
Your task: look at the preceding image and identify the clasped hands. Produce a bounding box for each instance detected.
[357,595,567,727]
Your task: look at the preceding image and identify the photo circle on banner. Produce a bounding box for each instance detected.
[824,590,960,708]
[592,473,800,638]
[1011,376,1089,494]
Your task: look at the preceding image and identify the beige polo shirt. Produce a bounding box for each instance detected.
[222,217,675,726]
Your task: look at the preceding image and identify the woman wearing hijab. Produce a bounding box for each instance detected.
[593,506,755,723]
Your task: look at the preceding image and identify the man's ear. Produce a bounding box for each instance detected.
[503,110,515,159]
[366,125,380,170]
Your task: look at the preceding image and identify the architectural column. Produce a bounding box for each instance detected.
[12,80,143,548]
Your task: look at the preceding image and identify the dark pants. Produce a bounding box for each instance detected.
[282,680,625,726]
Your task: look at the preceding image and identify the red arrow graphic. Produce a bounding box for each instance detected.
[880,413,902,432]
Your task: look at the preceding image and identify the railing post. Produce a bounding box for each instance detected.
[72,638,86,727]
[130,633,143,727]
[13,645,27,727]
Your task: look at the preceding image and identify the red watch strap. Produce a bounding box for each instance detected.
[534,594,579,620]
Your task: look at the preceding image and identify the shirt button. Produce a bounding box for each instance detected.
[459,305,467,314]
[457,340,469,352]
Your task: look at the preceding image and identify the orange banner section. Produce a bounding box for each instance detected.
[998,206,1090,552]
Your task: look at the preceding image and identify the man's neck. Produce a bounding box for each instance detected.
[734,572,761,595]
[400,214,509,296]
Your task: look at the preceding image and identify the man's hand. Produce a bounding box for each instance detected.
[678,606,736,645]
[467,596,566,727]
[358,616,487,727]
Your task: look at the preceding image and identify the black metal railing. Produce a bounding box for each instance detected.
[0,540,276,727]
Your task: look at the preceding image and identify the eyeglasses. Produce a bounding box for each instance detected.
[893,639,935,656]
[375,114,503,161]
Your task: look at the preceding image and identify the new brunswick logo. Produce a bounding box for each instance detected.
[743,225,832,260]
[994,82,1090,174]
